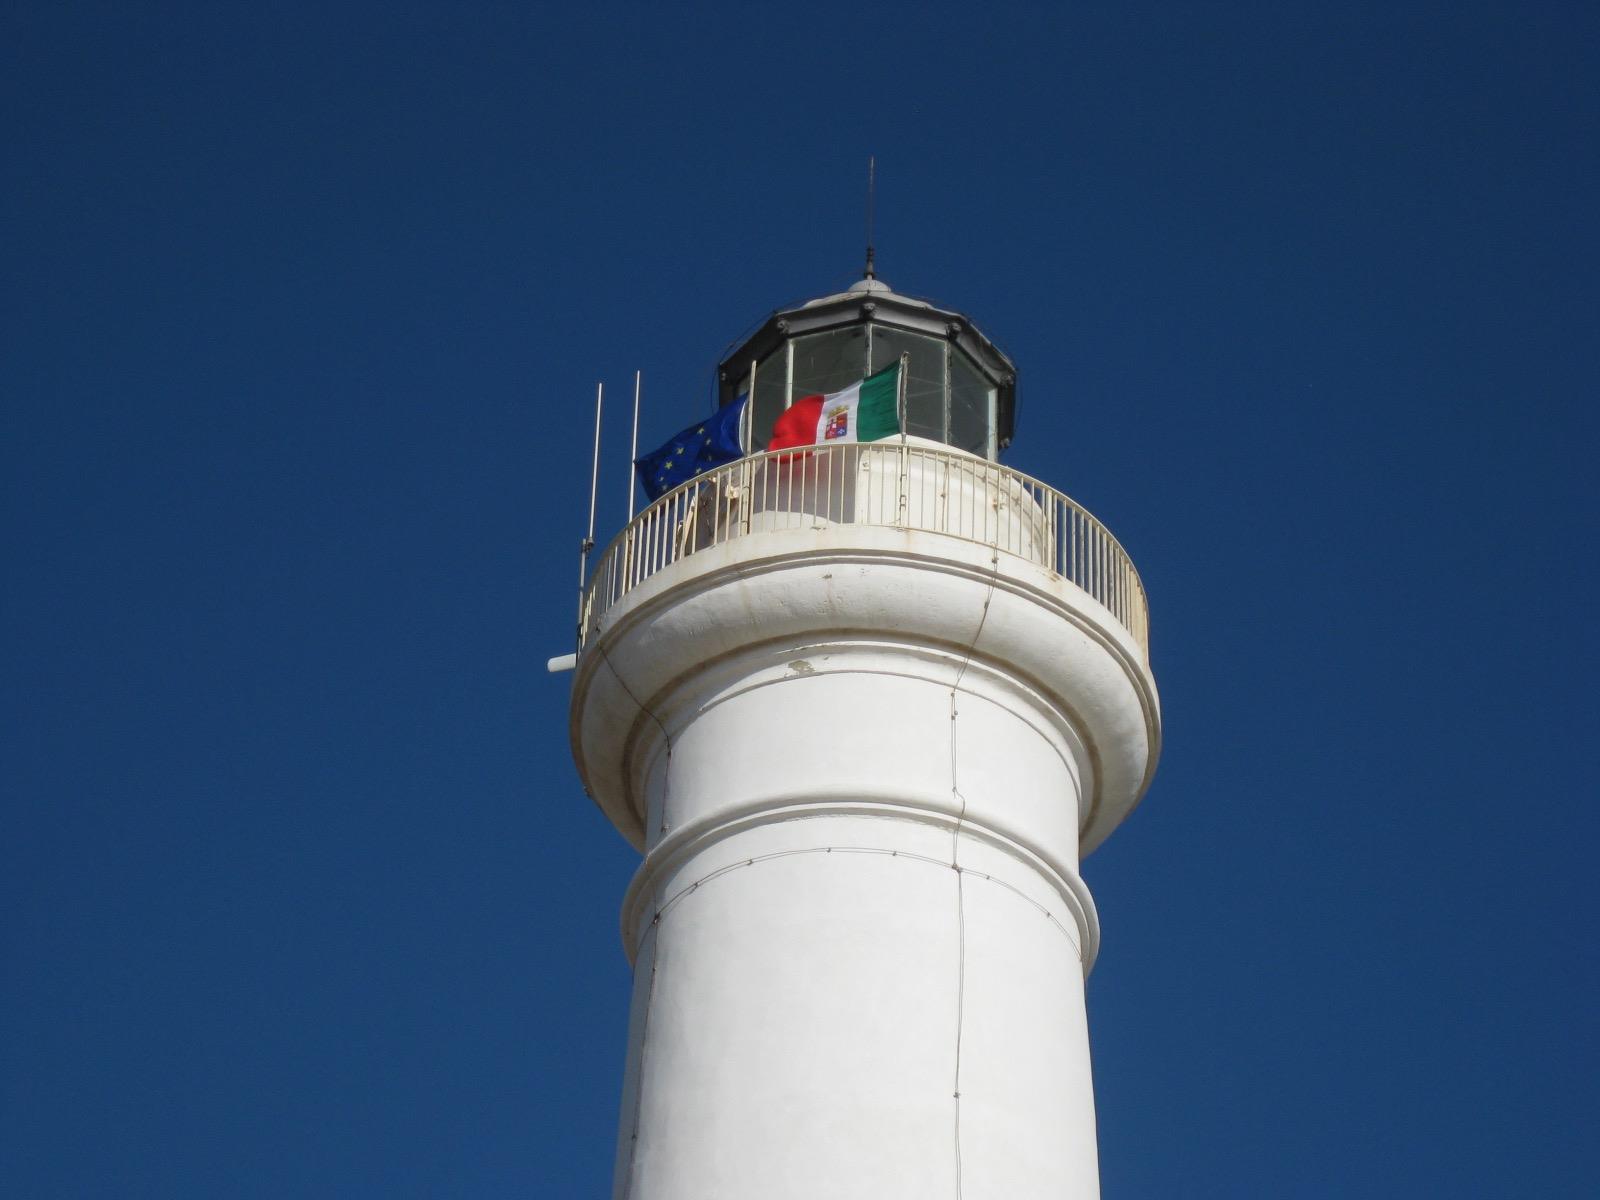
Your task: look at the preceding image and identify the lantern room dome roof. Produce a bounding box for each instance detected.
[841,275,894,297]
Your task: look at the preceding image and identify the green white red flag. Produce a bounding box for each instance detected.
[767,361,901,451]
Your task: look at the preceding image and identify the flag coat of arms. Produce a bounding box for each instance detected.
[767,361,901,451]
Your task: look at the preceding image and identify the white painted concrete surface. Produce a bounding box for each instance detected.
[570,452,1159,1199]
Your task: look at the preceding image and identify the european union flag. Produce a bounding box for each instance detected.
[634,394,749,501]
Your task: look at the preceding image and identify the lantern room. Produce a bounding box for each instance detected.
[717,276,1018,460]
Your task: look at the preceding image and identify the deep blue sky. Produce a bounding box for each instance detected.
[5,3,1597,1196]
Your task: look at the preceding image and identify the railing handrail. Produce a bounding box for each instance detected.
[579,442,1148,657]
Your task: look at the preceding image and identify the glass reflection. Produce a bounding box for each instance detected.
[871,326,947,442]
[949,350,994,456]
[792,327,868,400]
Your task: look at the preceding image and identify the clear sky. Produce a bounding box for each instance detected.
[4,2,1597,1196]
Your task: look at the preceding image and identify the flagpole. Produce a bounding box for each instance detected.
[897,352,910,527]
[628,370,641,521]
[746,358,757,455]
[898,352,909,446]
[577,381,603,640]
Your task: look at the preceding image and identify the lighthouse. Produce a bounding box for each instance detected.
[567,274,1160,1199]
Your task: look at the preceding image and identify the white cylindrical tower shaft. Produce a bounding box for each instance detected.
[571,446,1159,1199]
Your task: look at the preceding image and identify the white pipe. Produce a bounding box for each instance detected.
[577,381,603,609]
[628,371,641,521]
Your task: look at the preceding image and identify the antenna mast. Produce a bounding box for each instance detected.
[864,155,876,280]
[627,371,641,522]
[575,381,603,644]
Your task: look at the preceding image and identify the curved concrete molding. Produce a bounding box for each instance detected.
[572,524,1161,857]
[619,799,1103,974]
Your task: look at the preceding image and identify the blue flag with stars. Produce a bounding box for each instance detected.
[634,395,748,501]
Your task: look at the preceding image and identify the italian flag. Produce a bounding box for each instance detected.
[767,361,901,451]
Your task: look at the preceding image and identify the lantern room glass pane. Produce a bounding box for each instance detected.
[791,326,868,402]
[870,326,947,442]
[738,345,789,449]
[949,349,995,456]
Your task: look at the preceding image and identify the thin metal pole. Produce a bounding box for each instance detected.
[898,351,909,446]
[747,358,757,454]
[627,371,641,521]
[578,381,603,604]
[864,155,876,280]
[897,351,910,525]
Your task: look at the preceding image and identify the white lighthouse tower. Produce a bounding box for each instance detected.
[568,274,1160,1199]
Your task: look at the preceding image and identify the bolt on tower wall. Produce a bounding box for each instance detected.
[568,278,1160,1200]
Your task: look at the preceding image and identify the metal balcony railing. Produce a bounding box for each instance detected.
[579,442,1149,657]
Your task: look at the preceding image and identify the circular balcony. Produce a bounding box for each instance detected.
[580,439,1149,659]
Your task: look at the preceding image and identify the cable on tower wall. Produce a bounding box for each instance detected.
[946,528,1001,1200]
